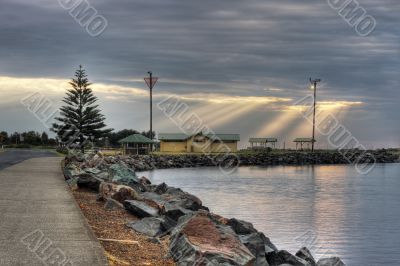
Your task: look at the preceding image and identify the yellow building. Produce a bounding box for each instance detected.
[158,133,240,153]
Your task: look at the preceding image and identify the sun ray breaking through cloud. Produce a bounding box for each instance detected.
[253,101,364,147]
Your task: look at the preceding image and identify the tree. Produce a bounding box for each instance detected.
[103,129,157,147]
[48,138,57,146]
[141,130,155,139]
[52,66,112,152]
[105,129,139,147]
[21,131,41,145]
[41,132,49,145]
[0,131,8,145]
[10,132,20,144]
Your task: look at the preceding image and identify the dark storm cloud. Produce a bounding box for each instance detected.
[0,1,398,93]
[0,0,398,146]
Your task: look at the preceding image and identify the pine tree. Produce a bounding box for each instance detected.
[0,131,8,145]
[41,132,49,145]
[52,66,112,152]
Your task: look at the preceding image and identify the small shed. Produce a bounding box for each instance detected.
[294,138,315,150]
[158,132,240,153]
[249,138,278,149]
[118,134,156,155]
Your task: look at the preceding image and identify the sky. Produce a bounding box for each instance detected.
[0,0,399,148]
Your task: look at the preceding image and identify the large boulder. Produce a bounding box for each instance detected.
[63,163,83,180]
[266,250,309,266]
[239,233,271,266]
[154,182,168,194]
[96,171,110,181]
[65,152,85,163]
[76,173,102,192]
[83,167,109,181]
[227,218,257,235]
[124,200,159,218]
[104,198,124,211]
[83,167,102,175]
[160,215,178,233]
[126,217,165,237]
[151,184,208,212]
[296,247,316,266]
[176,192,206,211]
[141,191,205,219]
[99,182,141,203]
[139,176,152,185]
[163,202,193,221]
[85,153,106,169]
[108,163,140,187]
[163,187,208,211]
[169,211,255,265]
[141,192,167,210]
[317,257,345,266]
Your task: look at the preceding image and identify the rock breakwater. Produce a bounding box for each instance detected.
[78,149,399,173]
[64,153,349,266]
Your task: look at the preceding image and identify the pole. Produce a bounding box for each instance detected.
[312,81,316,152]
[310,78,321,152]
[148,71,153,152]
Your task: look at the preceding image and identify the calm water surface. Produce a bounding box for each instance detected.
[140,163,400,265]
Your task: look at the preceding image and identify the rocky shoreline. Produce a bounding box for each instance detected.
[63,152,352,266]
[94,149,399,172]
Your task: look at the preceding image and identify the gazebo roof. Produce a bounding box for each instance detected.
[118,134,156,144]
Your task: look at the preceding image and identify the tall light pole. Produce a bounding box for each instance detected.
[144,72,158,151]
[310,78,321,152]
[148,72,153,144]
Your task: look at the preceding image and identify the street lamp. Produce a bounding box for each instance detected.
[310,78,321,152]
[148,71,153,144]
[144,72,158,151]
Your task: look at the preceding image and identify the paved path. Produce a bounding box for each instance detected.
[0,149,57,171]
[0,155,108,265]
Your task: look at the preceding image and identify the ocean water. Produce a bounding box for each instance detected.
[140,163,400,265]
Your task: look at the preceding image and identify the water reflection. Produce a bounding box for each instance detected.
[140,163,400,265]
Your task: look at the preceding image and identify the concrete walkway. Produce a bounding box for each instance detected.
[0,149,57,171]
[0,157,108,265]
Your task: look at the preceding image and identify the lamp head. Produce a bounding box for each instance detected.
[309,78,321,84]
